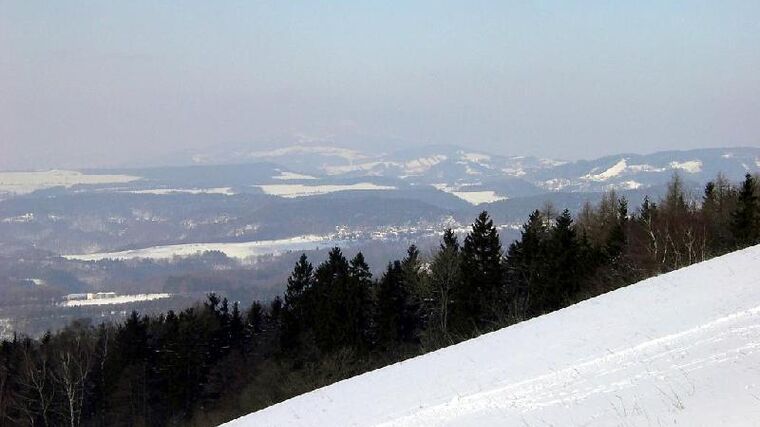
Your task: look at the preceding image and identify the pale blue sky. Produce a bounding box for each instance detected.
[1,1,759,169]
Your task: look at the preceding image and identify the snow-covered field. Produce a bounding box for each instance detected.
[257,183,396,198]
[272,171,318,180]
[449,191,506,205]
[60,293,171,307]
[225,245,760,426]
[126,187,234,196]
[63,235,350,261]
[0,170,140,194]
[432,184,506,205]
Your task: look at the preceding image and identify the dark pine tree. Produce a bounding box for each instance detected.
[605,197,628,260]
[281,254,313,350]
[544,209,581,311]
[374,247,421,348]
[731,173,759,245]
[505,209,548,318]
[458,211,504,330]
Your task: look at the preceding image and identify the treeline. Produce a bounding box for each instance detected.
[1,173,759,426]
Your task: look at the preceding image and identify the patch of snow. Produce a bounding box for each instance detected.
[323,161,402,176]
[1,213,34,223]
[24,278,45,286]
[541,178,572,191]
[225,245,760,427]
[405,155,447,174]
[0,170,140,195]
[669,160,703,173]
[501,168,526,177]
[539,158,567,167]
[64,235,350,261]
[257,183,396,198]
[431,184,505,205]
[617,180,643,190]
[454,162,482,176]
[583,159,627,181]
[127,187,234,196]
[450,191,506,205]
[627,164,666,173]
[61,293,171,307]
[272,171,318,180]
[722,153,734,159]
[458,152,491,163]
[247,145,367,162]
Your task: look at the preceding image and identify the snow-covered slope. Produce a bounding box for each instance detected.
[224,245,760,426]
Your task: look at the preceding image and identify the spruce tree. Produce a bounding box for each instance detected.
[375,246,422,347]
[284,254,313,310]
[544,209,581,311]
[731,173,759,245]
[505,210,547,318]
[441,228,460,252]
[459,211,504,329]
[429,232,461,337]
[375,261,406,347]
[346,252,372,349]
[281,254,313,350]
[605,197,628,259]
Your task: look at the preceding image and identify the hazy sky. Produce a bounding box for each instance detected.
[1,1,759,169]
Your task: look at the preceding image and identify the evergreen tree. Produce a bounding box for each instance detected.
[247,301,265,334]
[458,211,504,330]
[544,209,581,311]
[505,210,548,318]
[731,173,759,245]
[605,197,628,259]
[375,248,421,347]
[375,261,406,347]
[281,254,313,350]
[346,252,373,349]
[441,228,460,252]
[311,247,369,351]
[428,232,462,338]
[284,254,313,309]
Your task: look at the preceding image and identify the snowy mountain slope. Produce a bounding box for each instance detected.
[190,145,760,193]
[224,245,760,426]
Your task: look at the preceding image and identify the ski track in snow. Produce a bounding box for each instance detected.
[225,245,760,427]
[381,304,760,426]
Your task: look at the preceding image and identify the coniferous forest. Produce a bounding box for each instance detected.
[1,173,759,426]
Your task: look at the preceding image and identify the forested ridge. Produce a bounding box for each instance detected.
[1,173,759,427]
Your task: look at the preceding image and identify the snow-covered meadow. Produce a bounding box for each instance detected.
[256,183,396,198]
[431,184,507,205]
[0,170,140,194]
[225,245,760,426]
[64,235,350,262]
[60,293,171,307]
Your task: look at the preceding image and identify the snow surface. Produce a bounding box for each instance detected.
[583,159,627,181]
[257,183,396,198]
[459,152,491,164]
[404,155,447,174]
[247,145,367,162]
[669,160,703,173]
[431,184,506,205]
[225,245,760,427]
[127,187,234,196]
[64,235,349,261]
[0,170,140,194]
[272,171,318,180]
[450,191,506,205]
[60,293,171,307]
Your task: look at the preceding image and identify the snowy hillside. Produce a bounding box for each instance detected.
[224,245,760,426]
